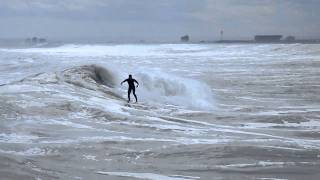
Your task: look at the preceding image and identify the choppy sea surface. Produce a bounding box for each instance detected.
[0,43,320,180]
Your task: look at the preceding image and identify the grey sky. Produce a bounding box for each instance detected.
[0,0,319,41]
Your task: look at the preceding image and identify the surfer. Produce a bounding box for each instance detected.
[121,74,139,103]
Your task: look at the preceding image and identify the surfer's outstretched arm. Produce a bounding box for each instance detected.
[121,79,127,85]
[134,79,139,87]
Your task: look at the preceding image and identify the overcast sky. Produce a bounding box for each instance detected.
[0,0,319,42]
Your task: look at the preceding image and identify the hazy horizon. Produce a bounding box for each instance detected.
[0,0,319,42]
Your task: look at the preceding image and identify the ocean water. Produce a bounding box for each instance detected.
[0,43,320,180]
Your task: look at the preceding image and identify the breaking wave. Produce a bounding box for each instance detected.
[7,64,215,111]
[59,64,214,110]
[63,65,214,110]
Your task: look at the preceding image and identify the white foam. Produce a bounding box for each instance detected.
[1,44,215,58]
[38,135,231,145]
[89,96,126,114]
[0,133,39,144]
[245,120,320,129]
[217,161,317,169]
[36,119,94,129]
[83,154,98,161]
[96,171,199,180]
[0,147,55,156]
[134,69,215,110]
[258,178,288,180]
[117,120,206,135]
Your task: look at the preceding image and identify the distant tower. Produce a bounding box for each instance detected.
[220,30,224,41]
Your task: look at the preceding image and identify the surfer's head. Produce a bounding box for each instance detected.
[129,74,132,79]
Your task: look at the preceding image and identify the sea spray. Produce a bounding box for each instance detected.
[135,69,215,110]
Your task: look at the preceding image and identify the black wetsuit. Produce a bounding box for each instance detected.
[122,78,138,102]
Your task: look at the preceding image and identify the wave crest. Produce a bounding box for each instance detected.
[62,65,116,88]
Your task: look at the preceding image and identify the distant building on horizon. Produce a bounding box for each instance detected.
[220,30,224,41]
[215,34,320,44]
[180,35,189,42]
[25,37,47,45]
[254,35,282,42]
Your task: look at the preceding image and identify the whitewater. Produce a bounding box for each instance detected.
[0,43,320,180]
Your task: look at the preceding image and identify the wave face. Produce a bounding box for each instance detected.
[62,65,116,88]
[0,43,320,179]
